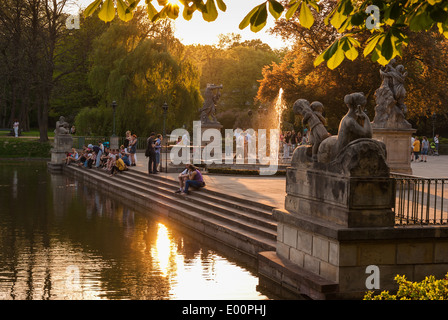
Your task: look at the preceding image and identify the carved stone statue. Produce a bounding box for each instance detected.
[292,99,331,161]
[334,92,372,154]
[54,116,70,135]
[372,59,411,129]
[292,92,385,172]
[200,84,223,124]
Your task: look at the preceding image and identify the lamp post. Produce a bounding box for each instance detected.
[111,101,117,136]
[432,112,437,139]
[162,102,168,173]
[110,101,118,149]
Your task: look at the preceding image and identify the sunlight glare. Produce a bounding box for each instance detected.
[153,223,173,277]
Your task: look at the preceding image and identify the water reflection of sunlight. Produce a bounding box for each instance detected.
[153,223,174,277]
[170,251,264,300]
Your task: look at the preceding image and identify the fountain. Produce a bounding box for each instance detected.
[274,88,286,133]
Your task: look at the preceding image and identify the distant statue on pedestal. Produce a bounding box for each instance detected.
[54,116,71,135]
[200,84,223,124]
[372,59,411,129]
[50,116,73,168]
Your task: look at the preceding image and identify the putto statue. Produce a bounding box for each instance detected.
[200,84,223,124]
[293,99,331,161]
[372,59,411,129]
[54,116,71,135]
[292,92,388,176]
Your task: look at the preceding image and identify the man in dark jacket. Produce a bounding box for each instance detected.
[146,132,157,174]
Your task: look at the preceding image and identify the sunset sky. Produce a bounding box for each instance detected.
[68,0,288,49]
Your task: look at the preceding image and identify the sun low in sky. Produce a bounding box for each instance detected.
[69,0,287,49]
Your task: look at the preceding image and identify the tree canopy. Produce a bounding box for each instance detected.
[84,0,448,69]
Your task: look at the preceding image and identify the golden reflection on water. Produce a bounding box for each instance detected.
[153,223,174,277]
[0,163,269,300]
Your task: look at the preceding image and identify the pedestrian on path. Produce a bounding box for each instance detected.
[13,119,19,137]
[421,136,429,162]
[434,134,440,156]
[412,136,421,161]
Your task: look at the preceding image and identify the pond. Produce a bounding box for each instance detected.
[0,161,275,300]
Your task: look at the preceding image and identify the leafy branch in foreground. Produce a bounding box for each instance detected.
[83,0,448,69]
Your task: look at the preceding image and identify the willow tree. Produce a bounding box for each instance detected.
[86,9,202,136]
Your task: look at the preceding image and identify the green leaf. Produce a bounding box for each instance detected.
[299,1,314,29]
[430,6,448,23]
[268,0,284,20]
[350,12,365,26]
[363,33,381,57]
[166,3,180,19]
[84,0,102,17]
[146,0,159,20]
[437,22,448,39]
[98,0,116,22]
[343,39,358,61]
[285,0,301,20]
[381,32,393,60]
[330,9,345,29]
[409,5,434,31]
[323,39,339,60]
[239,6,259,30]
[182,3,197,20]
[313,50,326,67]
[327,42,345,70]
[250,3,268,32]
[216,0,227,12]
[202,0,218,22]
[116,0,133,21]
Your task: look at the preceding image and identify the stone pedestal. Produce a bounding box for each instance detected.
[48,134,73,172]
[258,138,448,299]
[372,127,415,175]
[200,122,223,146]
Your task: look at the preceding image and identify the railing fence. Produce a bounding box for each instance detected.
[392,173,447,225]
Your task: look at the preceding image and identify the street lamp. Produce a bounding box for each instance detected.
[432,112,437,139]
[111,100,117,136]
[162,102,168,137]
[162,102,168,173]
[111,101,118,149]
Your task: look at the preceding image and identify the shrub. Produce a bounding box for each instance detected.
[364,273,448,300]
[0,138,52,158]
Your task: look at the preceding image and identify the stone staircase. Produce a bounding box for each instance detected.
[64,165,278,258]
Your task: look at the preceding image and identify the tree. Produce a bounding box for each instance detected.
[84,0,448,70]
[50,14,109,125]
[184,36,282,129]
[0,0,76,141]
[82,8,202,136]
[257,3,448,134]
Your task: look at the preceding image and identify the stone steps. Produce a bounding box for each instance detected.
[64,165,278,256]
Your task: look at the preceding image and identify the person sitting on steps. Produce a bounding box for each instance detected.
[175,165,190,194]
[179,164,206,195]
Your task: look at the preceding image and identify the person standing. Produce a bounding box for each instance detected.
[155,134,162,172]
[421,136,429,162]
[13,119,19,137]
[413,136,421,162]
[434,134,440,156]
[146,132,157,174]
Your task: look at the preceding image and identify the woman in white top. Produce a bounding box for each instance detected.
[13,120,19,137]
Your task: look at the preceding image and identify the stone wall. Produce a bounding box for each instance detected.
[260,206,448,299]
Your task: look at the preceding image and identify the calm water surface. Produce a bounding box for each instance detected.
[0,161,272,300]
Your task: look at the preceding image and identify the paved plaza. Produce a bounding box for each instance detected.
[133,153,448,209]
